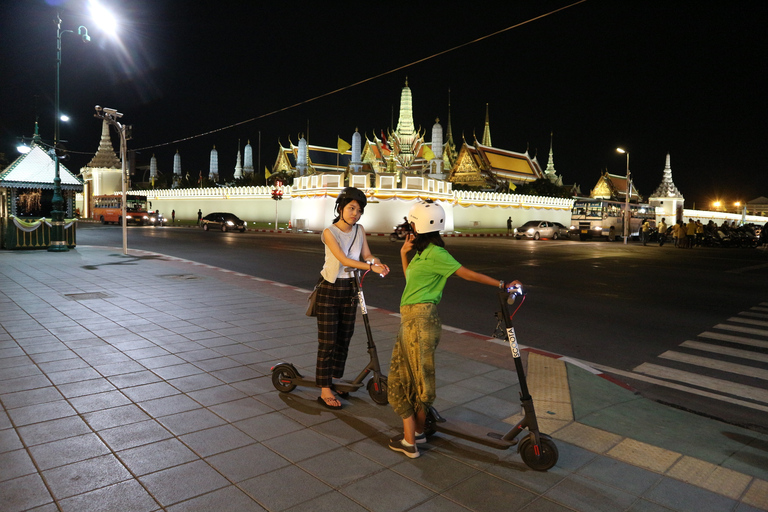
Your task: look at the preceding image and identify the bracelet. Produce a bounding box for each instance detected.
[369,262,373,271]
[499,280,505,289]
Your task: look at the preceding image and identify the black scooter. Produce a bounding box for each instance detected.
[271,268,389,405]
[424,285,559,471]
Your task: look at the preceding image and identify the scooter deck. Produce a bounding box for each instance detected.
[433,418,518,450]
[285,375,364,394]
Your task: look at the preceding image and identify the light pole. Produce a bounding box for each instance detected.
[94,106,129,255]
[616,147,631,245]
[50,14,90,252]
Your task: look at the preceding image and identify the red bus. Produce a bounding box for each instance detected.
[92,194,151,225]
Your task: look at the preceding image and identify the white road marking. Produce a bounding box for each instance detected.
[680,340,768,364]
[658,351,768,380]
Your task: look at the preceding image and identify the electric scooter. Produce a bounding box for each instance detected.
[270,268,388,405]
[424,285,559,471]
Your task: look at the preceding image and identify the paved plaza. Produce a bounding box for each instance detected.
[1,246,767,511]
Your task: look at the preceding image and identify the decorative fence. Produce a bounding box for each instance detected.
[1,216,77,250]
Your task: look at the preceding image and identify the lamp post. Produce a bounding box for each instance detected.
[616,148,630,245]
[94,106,129,255]
[50,14,90,252]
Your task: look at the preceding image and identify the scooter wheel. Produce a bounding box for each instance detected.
[367,377,389,405]
[518,434,558,471]
[271,365,298,393]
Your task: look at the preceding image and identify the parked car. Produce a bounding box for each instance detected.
[514,220,561,240]
[201,212,247,232]
[552,222,571,239]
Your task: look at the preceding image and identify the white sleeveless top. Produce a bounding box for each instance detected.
[321,224,363,283]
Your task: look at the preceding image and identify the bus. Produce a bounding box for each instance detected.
[92,194,152,225]
[569,198,655,241]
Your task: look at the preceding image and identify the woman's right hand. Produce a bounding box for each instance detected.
[401,233,415,255]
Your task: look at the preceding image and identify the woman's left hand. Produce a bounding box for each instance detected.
[371,262,390,276]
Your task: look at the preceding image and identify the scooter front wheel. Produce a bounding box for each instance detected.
[271,364,299,393]
[518,434,558,471]
[367,376,389,405]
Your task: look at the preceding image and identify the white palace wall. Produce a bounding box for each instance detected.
[129,180,574,232]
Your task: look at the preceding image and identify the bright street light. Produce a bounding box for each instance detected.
[89,1,117,26]
[616,147,630,244]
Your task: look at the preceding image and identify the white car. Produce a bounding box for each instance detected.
[514,220,560,240]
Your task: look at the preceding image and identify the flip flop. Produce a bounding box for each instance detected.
[336,391,350,399]
[317,396,342,410]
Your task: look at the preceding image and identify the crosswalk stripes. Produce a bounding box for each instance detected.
[630,302,768,412]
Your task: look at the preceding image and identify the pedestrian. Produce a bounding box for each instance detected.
[695,220,704,246]
[387,200,520,458]
[172,209,175,224]
[506,216,512,236]
[641,219,651,245]
[608,226,615,241]
[686,218,696,248]
[315,187,389,410]
[658,218,667,246]
[197,209,202,226]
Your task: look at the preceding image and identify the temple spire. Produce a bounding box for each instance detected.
[650,153,682,198]
[445,89,454,146]
[85,118,121,169]
[545,131,556,176]
[481,103,492,147]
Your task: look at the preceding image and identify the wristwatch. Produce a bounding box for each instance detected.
[498,280,505,289]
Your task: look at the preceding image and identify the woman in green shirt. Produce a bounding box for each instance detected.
[388,201,521,458]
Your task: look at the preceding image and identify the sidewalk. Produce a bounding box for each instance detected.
[1,246,767,512]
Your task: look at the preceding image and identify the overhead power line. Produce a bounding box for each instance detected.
[133,0,587,152]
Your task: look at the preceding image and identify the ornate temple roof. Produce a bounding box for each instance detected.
[275,140,353,175]
[1,143,83,190]
[467,141,544,181]
[590,171,641,202]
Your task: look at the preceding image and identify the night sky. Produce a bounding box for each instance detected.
[1,0,766,209]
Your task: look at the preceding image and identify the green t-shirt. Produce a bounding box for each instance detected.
[400,244,462,306]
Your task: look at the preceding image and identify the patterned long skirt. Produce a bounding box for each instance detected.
[388,303,442,420]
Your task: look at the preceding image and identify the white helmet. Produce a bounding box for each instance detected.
[408,201,445,234]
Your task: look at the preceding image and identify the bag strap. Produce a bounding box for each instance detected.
[346,225,359,258]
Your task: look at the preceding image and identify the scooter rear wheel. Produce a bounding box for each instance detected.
[271,364,298,393]
[367,377,388,405]
[518,434,558,471]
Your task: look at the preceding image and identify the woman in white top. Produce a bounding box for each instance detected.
[315,187,389,409]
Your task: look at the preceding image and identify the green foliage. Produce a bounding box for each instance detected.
[514,178,571,198]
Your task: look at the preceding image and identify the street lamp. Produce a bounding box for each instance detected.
[94,106,130,255]
[616,148,631,245]
[49,14,91,252]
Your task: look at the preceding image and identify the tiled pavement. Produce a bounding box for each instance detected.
[1,246,767,512]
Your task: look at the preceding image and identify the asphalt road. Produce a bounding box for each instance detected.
[77,223,768,432]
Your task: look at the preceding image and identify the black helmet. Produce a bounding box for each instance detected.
[335,187,367,209]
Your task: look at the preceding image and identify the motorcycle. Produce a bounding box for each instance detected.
[389,220,411,242]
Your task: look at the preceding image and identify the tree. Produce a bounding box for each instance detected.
[514,178,571,198]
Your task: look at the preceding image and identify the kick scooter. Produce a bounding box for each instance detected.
[424,285,559,471]
[271,268,388,405]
